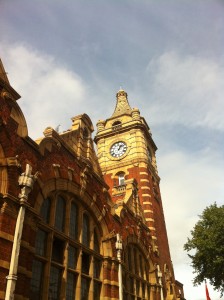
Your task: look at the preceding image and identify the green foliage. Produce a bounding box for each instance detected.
[184,203,224,296]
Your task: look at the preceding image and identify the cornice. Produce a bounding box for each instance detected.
[95,121,157,150]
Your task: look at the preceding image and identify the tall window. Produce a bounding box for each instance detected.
[124,244,150,300]
[112,120,122,130]
[30,195,102,299]
[49,266,61,300]
[118,172,125,185]
[94,230,100,253]
[82,213,90,247]
[66,272,77,300]
[70,202,78,239]
[35,229,47,256]
[55,196,65,231]
[40,197,51,223]
[30,260,44,300]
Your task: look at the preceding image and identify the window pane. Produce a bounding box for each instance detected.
[118,173,125,185]
[139,255,143,277]
[66,272,76,300]
[30,260,44,300]
[81,277,90,300]
[129,277,134,293]
[145,265,149,281]
[70,202,78,239]
[147,285,150,300]
[52,238,64,264]
[134,249,138,274]
[55,196,65,232]
[136,280,140,296]
[142,282,146,299]
[94,230,100,253]
[40,197,51,223]
[49,266,61,300]
[82,252,90,275]
[82,214,90,247]
[68,245,77,269]
[94,258,101,279]
[94,281,101,300]
[35,229,47,257]
[128,247,132,271]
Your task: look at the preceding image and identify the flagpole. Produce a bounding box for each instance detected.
[205,279,211,300]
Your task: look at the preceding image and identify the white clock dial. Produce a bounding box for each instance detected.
[110,141,127,158]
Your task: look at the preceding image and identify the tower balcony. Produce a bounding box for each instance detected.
[113,184,126,194]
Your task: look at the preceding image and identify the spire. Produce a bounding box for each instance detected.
[111,89,132,117]
[0,59,10,85]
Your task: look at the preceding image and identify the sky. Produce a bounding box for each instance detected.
[1,1,224,299]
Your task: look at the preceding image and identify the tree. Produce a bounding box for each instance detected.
[184,203,224,296]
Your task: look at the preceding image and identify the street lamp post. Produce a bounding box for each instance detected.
[5,164,38,300]
[116,233,123,300]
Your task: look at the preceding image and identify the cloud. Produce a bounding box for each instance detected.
[2,43,87,138]
[146,52,224,131]
[158,149,224,299]
[2,42,223,300]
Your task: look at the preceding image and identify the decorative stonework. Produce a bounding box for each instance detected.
[52,164,60,178]
[1,90,14,101]
[18,164,39,205]
[80,165,90,196]
[111,89,132,117]
[67,167,74,181]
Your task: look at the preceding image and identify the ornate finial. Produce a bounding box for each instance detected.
[18,164,39,204]
[55,124,61,133]
[111,89,132,117]
[0,59,10,84]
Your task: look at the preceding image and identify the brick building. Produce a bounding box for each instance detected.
[0,59,185,300]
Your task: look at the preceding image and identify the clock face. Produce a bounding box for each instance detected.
[110,141,127,158]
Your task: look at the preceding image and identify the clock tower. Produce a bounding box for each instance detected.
[95,89,178,298]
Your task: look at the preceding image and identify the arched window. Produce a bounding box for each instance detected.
[112,121,122,126]
[94,229,100,253]
[40,197,51,223]
[55,196,65,231]
[118,172,125,185]
[30,260,44,299]
[112,120,122,131]
[30,194,103,299]
[124,244,150,300]
[93,229,101,300]
[70,202,78,239]
[82,213,90,247]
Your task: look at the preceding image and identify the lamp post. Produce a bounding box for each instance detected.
[116,233,123,300]
[5,164,38,300]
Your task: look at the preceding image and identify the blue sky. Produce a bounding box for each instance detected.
[1,1,224,299]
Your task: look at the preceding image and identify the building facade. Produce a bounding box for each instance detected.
[0,59,185,300]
